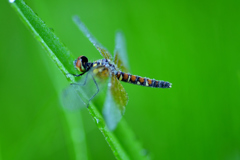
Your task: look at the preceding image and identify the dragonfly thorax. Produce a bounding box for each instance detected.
[93,58,118,74]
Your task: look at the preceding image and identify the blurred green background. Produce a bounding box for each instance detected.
[1,0,240,160]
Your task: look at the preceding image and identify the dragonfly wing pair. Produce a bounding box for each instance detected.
[73,16,129,130]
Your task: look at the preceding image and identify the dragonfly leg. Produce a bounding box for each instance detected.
[67,72,86,77]
[86,75,99,108]
[70,72,89,87]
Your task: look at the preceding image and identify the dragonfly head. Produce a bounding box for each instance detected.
[74,56,89,72]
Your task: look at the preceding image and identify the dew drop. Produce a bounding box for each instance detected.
[66,73,72,79]
[94,117,105,129]
[9,0,15,3]
[95,118,99,123]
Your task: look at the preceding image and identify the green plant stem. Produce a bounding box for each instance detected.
[10,0,148,159]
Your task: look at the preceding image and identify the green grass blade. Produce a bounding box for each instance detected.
[10,0,148,159]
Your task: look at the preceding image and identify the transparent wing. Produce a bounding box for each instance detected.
[102,87,122,131]
[73,16,112,60]
[61,83,89,111]
[94,67,128,130]
[103,74,129,130]
[113,31,130,72]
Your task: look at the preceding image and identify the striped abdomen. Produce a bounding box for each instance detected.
[115,71,172,88]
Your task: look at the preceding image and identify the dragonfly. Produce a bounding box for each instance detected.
[63,16,172,130]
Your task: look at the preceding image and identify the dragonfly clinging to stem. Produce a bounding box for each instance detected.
[64,16,172,130]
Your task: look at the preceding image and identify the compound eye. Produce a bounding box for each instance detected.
[80,56,88,63]
[75,56,88,72]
